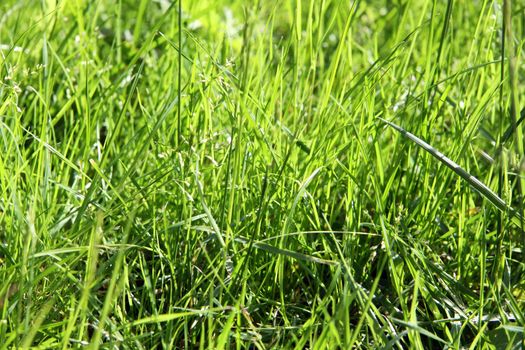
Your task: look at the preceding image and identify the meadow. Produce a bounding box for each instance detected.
[0,0,524,348]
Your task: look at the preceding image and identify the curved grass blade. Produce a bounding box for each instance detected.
[234,236,337,266]
[195,159,226,248]
[378,117,524,229]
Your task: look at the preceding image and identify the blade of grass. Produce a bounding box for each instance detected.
[378,117,524,229]
[194,158,226,248]
[234,235,337,266]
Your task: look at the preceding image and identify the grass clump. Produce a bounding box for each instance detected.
[0,0,524,348]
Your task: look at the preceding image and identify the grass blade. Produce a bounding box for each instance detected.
[235,235,337,266]
[379,117,524,229]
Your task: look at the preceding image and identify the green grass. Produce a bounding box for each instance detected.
[0,0,524,348]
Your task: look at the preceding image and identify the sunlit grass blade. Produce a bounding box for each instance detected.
[195,158,226,248]
[378,117,524,229]
[122,307,229,328]
[234,235,338,266]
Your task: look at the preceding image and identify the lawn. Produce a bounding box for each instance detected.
[0,0,524,348]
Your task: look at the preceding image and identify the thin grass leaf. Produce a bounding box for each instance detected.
[502,107,525,144]
[123,307,229,328]
[379,117,524,229]
[195,159,226,248]
[391,318,448,345]
[501,325,524,333]
[235,236,337,266]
